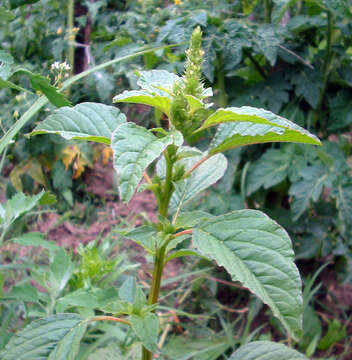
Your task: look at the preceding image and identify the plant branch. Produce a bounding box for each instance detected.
[243,49,268,80]
[143,171,152,184]
[171,229,193,239]
[183,154,211,178]
[89,316,131,326]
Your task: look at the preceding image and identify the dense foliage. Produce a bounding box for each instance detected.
[0,0,351,359]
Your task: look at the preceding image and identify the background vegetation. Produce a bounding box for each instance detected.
[0,0,351,359]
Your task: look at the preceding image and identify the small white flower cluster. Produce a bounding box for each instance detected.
[50,61,71,71]
[50,61,71,87]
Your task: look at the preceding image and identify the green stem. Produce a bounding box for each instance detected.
[216,52,228,108]
[244,49,268,80]
[67,0,75,96]
[264,0,272,23]
[142,149,174,360]
[313,11,334,131]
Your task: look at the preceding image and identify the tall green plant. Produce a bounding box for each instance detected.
[1,27,321,360]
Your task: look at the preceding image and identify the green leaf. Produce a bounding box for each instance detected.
[289,165,329,220]
[174,210,216,229]
[15,69,70,107]
[113,90,172,117]
[50,247,72,293]
[246,148,291,195]
[272,0,299,24]
[193,210,303,341]
[12,232,59,254]
[204,110,320,155]
[0,7,15,21]
[119,276,137,304]
[113,70,181,117]
[137,70,180,95]
[5,284,38,302]
[165,249,201,263]
[291,70,323,109]
[200,107,320,148]
[123,226,157,253]
[112,122,183,202]
[0,314,83,360]
[31,102,126,144]
[254,25,281,65]
[130,313,159,353]
[229,341,308,360]
[48,322,87,360]
[2,191,45,231]
[56,289,98,313]
[318,318,346,350]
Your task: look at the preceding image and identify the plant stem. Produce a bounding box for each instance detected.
[264,0,272,23]
[313,11,334,131]
[67,0,75,96]
[142,149,175,360]
[243,49,268,80]
[216,52,228,108]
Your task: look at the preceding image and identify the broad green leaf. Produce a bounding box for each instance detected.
[15,69,70,107]
[119,276,137,304]
[137,70,180,95]
[130,313,159,353]
[289,165,329,220]
[56,289,98,313]
[0,7,15,21]
[123,225,157,253]
[2,191,45,228]
[163,335,230,360]
[12,232,59,254]
[193,210,303,341]
[31,102,126,144]
[1,314,83,360]
[254,25,281,65]
[112,122,183,202]
[48,322,87,360]
[113,70,181,116]
[165,249,201,263]
[174,210,216,229]
[5,284,38,302]
[113,90,172,117]
[291,70,323,109]
[229,341,308,360]
[50,247,72,293]
[246,148,291,195]
[199,107,320,150]
[208,122,320,155]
